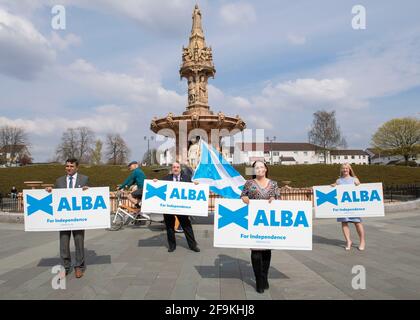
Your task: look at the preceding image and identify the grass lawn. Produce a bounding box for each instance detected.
[0,164,419,195]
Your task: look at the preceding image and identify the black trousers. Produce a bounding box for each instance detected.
[163,214,197,249]
[59,230,85,271]
[251,250,271,289]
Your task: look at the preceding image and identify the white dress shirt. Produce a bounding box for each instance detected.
[67,173,78,188]
[173,174,180,182]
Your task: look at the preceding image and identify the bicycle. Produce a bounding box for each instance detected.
[108,190,163,231]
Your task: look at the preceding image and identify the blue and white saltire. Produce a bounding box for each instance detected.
[192,140,245,199]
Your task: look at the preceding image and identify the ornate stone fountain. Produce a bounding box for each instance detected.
[150,5,246,164]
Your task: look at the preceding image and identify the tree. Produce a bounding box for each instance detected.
[55,127,95,163]
[371,117,420,165]
[308,110,347,163]
[91,139,103,165]
[0,125,28,147]
[0,126,28,152]
[0,125,29,161]
[19,153,33,166]
[77,127,95,163]
[56,128,79,161]
[105,134,130,165]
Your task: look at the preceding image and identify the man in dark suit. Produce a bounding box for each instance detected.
[158,161,200,253]
[46,158,89,278]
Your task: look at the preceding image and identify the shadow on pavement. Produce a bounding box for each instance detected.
[37,250,111,267]
[313,235,347,247]
[196,254,289,288]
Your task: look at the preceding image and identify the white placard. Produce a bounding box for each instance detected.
[313,183,385,218]
[214,199,312,250]
[140,179,209,216]
[23,187,111,231]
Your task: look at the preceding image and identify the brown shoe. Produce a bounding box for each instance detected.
[75,268,84,278]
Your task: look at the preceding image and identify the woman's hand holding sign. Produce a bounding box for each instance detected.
[241,196,250,205]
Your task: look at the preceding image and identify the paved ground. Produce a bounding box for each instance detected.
[0,209,419,300]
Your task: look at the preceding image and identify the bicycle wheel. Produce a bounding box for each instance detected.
[108,212,124,231]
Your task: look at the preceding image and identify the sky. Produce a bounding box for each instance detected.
[0,0,419,162]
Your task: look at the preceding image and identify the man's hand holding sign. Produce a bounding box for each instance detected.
[141,178,209,216]
[24,158,111,279]
[146,162,201,253]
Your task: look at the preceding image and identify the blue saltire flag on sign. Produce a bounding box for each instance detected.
[192,140,245,199]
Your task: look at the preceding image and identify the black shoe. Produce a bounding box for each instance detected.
[190,246,200,252]
[168,247,176,252]
[256,277,264,293]
[65,269,71,276]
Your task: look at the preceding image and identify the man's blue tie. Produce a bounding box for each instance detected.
[69,176,73,188]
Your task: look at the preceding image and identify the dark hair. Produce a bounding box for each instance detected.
[66,158,79,166]
[252,160,268,179]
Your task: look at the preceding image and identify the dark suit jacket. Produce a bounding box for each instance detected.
[55,174,89,189]
[162,173,191,183]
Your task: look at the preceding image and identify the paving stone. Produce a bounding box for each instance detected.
[1,209,420,299]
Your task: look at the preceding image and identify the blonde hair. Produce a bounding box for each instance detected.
[339,163,357,178]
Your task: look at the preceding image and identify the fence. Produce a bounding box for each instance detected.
[383,184,420,202]
[0,197,23,212]
[1,188,314,213]
[3,184,418,213]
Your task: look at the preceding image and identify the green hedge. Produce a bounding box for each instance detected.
[0,164,419,195]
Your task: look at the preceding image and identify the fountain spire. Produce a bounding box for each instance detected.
[180,4,215,115]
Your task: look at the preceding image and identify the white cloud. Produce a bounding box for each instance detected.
[0,105,131,135]
[63,59,185,109]
[246,114,273,130]
[271,78,350,101]
[219,3,256,26]
[0,8,55,80]
[245,77,353,113]
[0,0,197,36]
[208,84,252,111]
[50,31,81,50]
[287,33,306,45]
[81,0,195,35]
[320,31,420,101]
[0,105,135,161]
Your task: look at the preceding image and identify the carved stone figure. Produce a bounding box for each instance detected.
[217,111,225,127]
[191,112,200,128]
[166,112,175,128]
[188,137,201,169]
[188,76,197,105]
[182,47,192,62]
[192,5,202,35]
[151,117,159,130]
[199,76,207,103]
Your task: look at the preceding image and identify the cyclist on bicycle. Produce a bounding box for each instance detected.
[117,161,146,208]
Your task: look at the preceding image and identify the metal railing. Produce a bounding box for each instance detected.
[383,184,420,202]
[0,197,23,212]
[3,184,418,213]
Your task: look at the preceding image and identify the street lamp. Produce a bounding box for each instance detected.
[144,136,155,165]
[266,136,276,165]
